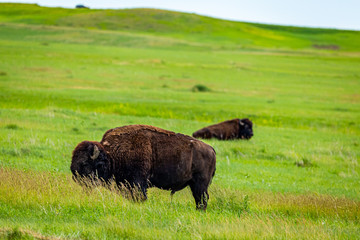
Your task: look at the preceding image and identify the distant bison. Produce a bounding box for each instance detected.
[71,125,216,210]
[192,118,253,140]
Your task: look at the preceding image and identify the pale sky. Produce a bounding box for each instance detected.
[1,0,360,30]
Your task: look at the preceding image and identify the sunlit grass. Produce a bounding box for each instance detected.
[1,168,359,239]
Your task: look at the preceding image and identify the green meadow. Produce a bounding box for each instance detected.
[0,3,360,239]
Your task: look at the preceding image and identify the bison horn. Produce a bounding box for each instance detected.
[91,145,100,160]
[239,120,244,126]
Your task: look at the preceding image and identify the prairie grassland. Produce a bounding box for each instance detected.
[1,168,359,239]
[0,3,360,239]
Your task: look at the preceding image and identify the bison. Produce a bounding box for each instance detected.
[192,118,253,140]
[70,125,216,210]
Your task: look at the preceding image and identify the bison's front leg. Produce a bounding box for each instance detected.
[131,181,148,202]
[117,179,148,202]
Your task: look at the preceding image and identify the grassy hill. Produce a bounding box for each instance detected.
[1,3,360,51]
[0,3,360,239]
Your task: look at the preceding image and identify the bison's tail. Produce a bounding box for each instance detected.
[211,147,216,178]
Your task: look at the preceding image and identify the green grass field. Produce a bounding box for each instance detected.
[0,3,359,239]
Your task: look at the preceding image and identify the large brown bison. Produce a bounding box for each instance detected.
[70,125,216,210]
[192,118,253,140]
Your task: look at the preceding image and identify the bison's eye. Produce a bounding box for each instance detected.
[81,162,90,168]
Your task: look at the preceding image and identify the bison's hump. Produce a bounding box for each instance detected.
[102,125,176,138]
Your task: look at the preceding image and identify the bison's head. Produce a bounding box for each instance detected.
[238,118,253,140]
[70,141,111,186]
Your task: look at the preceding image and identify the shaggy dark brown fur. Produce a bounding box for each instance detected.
[192,118,253,140]
[71,125,216,210]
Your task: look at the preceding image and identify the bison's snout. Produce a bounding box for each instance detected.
[244,134,253,140]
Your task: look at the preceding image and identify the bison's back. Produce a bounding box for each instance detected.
[100,125,215,191]
[102,124,175,138]
[193,119,240,140]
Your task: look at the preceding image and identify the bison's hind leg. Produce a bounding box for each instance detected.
[189,175,210,211]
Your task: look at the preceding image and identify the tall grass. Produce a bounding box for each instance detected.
[1,168,359,239]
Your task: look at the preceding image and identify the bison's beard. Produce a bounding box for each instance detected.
[72,171,110,189]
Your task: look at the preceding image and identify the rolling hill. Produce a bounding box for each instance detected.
[1,3,360,51]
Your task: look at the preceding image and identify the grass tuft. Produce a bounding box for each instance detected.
[8,228,26,240]
[211,187,250,216]
[0,227,60,240]
[295,157,314,167]
[5,124,19,130]
[191,84,211,92]
[71,127,81,133]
